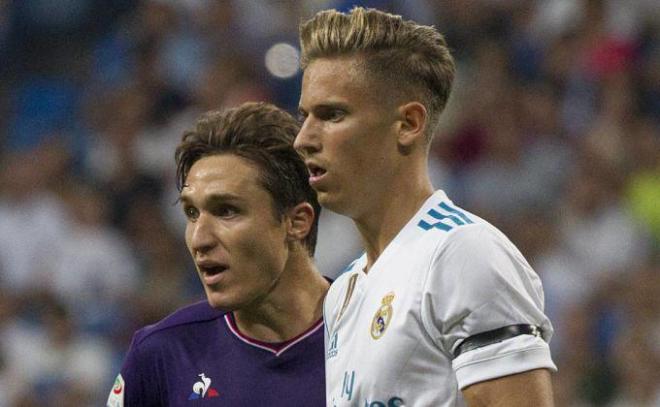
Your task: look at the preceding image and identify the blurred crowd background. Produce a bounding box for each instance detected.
[0,0,658,405]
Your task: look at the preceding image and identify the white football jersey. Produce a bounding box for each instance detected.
[324,191,556,407]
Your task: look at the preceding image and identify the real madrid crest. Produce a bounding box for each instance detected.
[370,292,395,339]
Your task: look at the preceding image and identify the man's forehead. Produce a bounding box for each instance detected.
[301,59,370,104]
[182,156,261,195]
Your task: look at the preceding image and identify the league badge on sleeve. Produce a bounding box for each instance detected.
[107,374,125,407]
[370,292,395,339]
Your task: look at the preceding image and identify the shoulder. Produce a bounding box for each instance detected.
[400,191,532,287]
[412,197,515,265]
[427,219,540,306]
[414,193,504,249]
[421,208,546,322]
[408,192,498,256]
[115,301,226,405]
[131,300,227,348]
[437,220,518,263]
[427,205,525,272]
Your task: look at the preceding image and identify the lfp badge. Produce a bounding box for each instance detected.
[370,292,395,339]
[106,374,125,407]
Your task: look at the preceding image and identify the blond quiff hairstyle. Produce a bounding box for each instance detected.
[299,7,455,135]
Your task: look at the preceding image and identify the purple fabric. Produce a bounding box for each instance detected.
[119,300,325,406]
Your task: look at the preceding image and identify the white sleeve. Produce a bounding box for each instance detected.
[420,223,557,389]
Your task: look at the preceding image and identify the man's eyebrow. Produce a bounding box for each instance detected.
[178,192,243,205]
[205,193,242,203]
[177,184,190,203]
[301,102,349,115]
[318,101,348,109]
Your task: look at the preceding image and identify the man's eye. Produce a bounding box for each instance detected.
[213,205,239,218]
[184,206,199,220]
[326,110,345,122]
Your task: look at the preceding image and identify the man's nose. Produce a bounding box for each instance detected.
[294,117,322,155]
[190,213,217,256]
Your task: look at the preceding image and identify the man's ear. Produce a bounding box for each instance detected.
[396,102,427,152]
[285,202,315,244]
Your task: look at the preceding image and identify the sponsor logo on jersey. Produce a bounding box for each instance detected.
[188,373,219,400]
[364,396,405,406]
[106,374,125,407]
[370,292,395,340]
[328,331,339,359]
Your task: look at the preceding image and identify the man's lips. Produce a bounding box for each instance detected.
[196,262,228,285]
[306,162,327,184]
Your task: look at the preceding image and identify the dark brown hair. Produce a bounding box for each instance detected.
[175,102,320,255]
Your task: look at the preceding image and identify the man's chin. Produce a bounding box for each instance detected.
[318,193,352,217]
[317,191,339,209]
[205,293,237,311]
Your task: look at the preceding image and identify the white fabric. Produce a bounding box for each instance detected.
[324,190,556,407]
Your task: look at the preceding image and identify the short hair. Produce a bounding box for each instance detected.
[175,102,321,255]
[299,7,455,137]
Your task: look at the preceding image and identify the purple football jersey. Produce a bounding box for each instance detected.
[108,300,325,406]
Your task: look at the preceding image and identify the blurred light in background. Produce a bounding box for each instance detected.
[264,42,300,79]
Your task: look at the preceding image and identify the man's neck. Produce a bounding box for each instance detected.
[356,177,434,273]
[233,253,329,343]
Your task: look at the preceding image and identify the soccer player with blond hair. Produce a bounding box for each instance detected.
[296,7,556,406]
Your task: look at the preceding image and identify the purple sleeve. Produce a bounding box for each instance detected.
[116,330,162,407]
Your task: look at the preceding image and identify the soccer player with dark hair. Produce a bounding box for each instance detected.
[107,102,329,406]
[295,7,556,406]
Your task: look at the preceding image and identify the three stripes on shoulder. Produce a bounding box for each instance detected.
[417,202,474,232]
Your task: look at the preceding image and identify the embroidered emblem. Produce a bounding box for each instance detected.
[370,292,395,339]
[188,373,220,400]
[106,374,125,407]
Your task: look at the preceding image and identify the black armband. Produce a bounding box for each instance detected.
[453,324,543,358]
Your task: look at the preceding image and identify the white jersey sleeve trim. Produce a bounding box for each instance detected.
[453,335,557,389]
